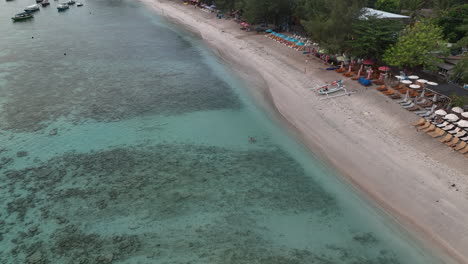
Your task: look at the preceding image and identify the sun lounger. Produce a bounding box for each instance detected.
[454,141,467,151]
[460,136,468,142]
[455,130,467,138]
[417,122,431,131]
[448,127,461,134]
[442,124,455,131]
[422,124,436,133]
[446,137,460,147]
[439,134,452,143]
[412,118,425,126]
[403,103,415,109]
[436,121,449,128]
[459,145,468,154]
[428,128,445,138]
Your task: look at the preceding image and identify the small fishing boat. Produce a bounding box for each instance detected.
[67,0,75,4]
[36,0,43,3]
[57,3,69,11]
[41,0,50,6]
[11,12,34,21]
[76,2,83,6]
[24,4,40,12]
[317,80,345,95]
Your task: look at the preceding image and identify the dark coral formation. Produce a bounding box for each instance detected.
[0,144,404,263]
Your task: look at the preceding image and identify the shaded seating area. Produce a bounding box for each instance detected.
[413,107,468,157]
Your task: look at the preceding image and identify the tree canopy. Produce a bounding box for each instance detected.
[382,20,448,69]
[347,16,403,60]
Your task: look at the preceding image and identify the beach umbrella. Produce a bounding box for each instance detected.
[452,106,463,113]
[432,94,438,102]
[290,38,298,42]
[457,120,468,128]
[362,59,374,65]
[265,29,273,33]
[444,113,459,121]
[409,84,420,89]
[462,112,468,118]
[401,80,412,84]
[416,79,428,83]
[378,66,391,71]
[418,88,426,98]
[336,56,346,62]
[366,68,373,79]
[435,109,447,116]
[395,76,404,80]
[427,81,438,86]
[408,75,419,80]
[296,42,305,46]
[347,64,352,73]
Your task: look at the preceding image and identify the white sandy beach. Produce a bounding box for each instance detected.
[141,0,468,263]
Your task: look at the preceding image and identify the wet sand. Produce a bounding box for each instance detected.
[141,0,468,263]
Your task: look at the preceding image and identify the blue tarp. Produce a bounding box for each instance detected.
[358,77,372,86]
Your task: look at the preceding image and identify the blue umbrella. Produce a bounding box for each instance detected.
[296,42,305,46]
[279,34,286,38]
[290,38,298,42]
[266,29,273,33]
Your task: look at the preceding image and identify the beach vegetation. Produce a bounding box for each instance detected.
[382,20,448,70]
[347,15,403,60]
[375,0,400,13]
[436,4,468,43]
[451,54,468,84]
[240,0,294,25]
[298,0,367,53]
[450,93,468,107]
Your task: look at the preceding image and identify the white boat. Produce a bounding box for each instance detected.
[67,0,75,4]
[317,80,345,95]
[24,4,40,12]
[57,3,69,11]
[76,2,83,6]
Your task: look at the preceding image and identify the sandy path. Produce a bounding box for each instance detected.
[141,1,468,263]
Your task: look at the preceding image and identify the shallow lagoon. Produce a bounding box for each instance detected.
[0,0,441,263]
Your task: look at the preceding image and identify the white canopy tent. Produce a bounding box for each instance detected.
[360,8,410,20]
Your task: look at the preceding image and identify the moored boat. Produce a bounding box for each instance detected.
[67,0,75,4]
[76,2,83,6]
[41,0,50,6]
[35,0,43,3]
[57,3,69,11]
[11,12,34,21]
[24,4,40,12]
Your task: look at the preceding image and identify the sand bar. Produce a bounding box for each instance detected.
[141,0,468,263]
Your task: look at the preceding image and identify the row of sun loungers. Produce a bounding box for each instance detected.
[413,118,468,156]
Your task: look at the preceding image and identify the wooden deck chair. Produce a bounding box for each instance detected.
[428,128,445,138]
[412,118,425,126]
[383,89,394,95]
[422,124,436,133]
[446,137,460,147]
[376,85,387,91]
[453,141,467,151]
[417,122,431,131]
[439,134,453,143]
[459,145,468,154]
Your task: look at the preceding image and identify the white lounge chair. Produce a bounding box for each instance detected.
[436,121,449,128]
[448,127,461,134]
[442,124,455,131]
[454,130,467,138]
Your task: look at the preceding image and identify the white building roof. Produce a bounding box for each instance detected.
[360,8,410,19]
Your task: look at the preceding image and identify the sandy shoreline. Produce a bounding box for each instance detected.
[141,0,468,263]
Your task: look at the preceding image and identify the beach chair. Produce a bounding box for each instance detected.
[439,134,453,143]
[382,89,395,96]
[376,85,387,91]
[446,137,460,147]
[412,118,426,126]
[390,93,401,99]
[458,145,468,154]
[428,128,445,138]
[422,124,436,133]
[460,136,468,142]
[417,121,431,131]
[454,131,467,139]
[453,141,467,151]
[436,121,449,128]
[442,124,455,131]
[403,102,416,109]
[448,127,461,135]
[407,105,421,111]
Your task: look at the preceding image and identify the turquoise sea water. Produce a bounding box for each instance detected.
[0,0,442,263]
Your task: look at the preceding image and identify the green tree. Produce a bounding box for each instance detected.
[298,0,366,53]
[451,54,468,84]
[241,0,294,25]
[400,0,426,18]
[347,16,403,60]
[437,4,468,43]
[375,0,400,13]
[382,20,448,69]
